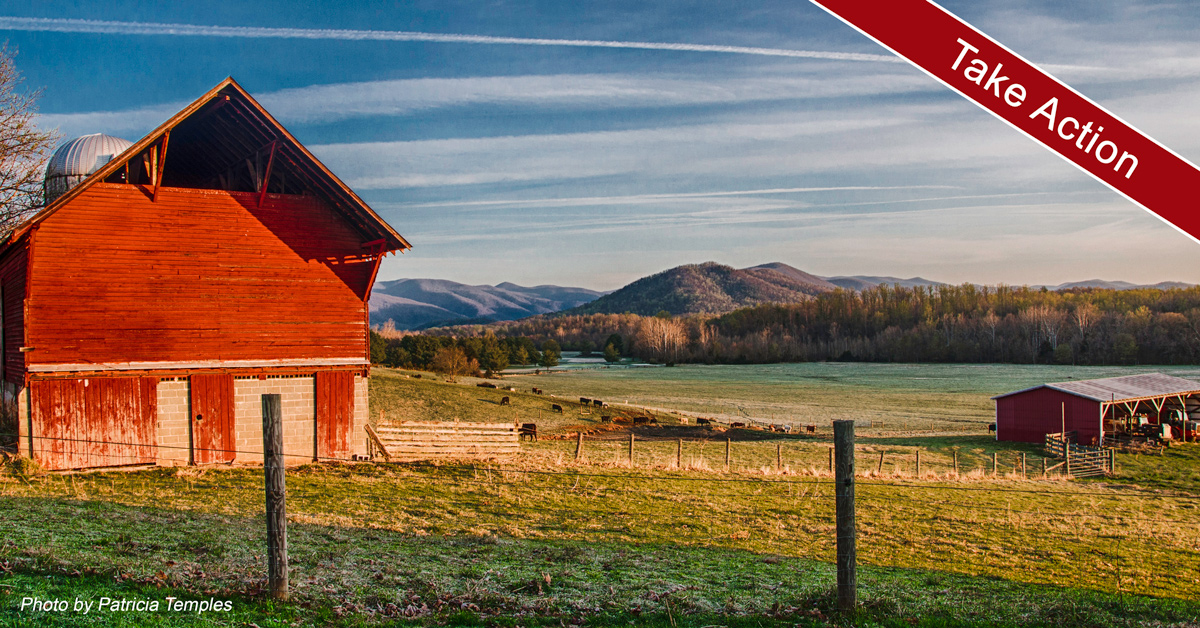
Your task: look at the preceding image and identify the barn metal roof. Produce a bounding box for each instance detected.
[9,77,409,253]
[992,373,1200,403]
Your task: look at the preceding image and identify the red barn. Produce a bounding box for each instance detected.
[3,78,409,470]
[993,373,1200,445]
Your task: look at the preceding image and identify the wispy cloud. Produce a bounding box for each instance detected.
[0,16,901,62]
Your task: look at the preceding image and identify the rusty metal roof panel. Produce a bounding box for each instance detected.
[994,373,1200,402]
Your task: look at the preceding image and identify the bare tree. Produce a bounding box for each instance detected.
[0,46,58,234]
[431,346,477,382]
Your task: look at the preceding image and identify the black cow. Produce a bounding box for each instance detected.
[731,422,746,429]
[500,396,511,406]
[633,416,649,425]
[592,399,604,407]
[519,423,538,442]
[697,418,711,425]
[580,397,591,405]
[477,382,497,389]
[988,423,997,433]
[601,415,612,423]
[552,404,564,414]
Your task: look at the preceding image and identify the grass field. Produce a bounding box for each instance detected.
[3,363,1199,626]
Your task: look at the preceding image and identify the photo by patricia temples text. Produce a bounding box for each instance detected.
[20,595,233,615]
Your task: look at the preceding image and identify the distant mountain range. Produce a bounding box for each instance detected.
[369,279,606,329]
[370,264,1194,329]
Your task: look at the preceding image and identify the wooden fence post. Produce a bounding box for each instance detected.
[676,438,682,468]
[575,431,584,462]
[262,394,288,601]
[877,451,884,475]
[1021,452,1026,480]
[776,443,782,471]
[992,452,998,476]
[1042,457,1047,477]
[726,438,731,470]
[1109,448,1115,475]
[953,450,958,476]
[833,420,856,613]
[915,450,921,477]
[628,433,634,466]
[828,447,833,475]
[1065,445,1071,477]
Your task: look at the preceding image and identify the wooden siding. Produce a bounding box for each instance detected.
[26,184,375,367]
[995,387,1101,445]
[190,373,235,464]
[0,237,26,383]
[31,376,157,470]
[315,370,354,460]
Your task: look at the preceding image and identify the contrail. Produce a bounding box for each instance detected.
[0,16,902,63]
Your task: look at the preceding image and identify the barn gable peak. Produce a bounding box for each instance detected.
[15,77,409,254]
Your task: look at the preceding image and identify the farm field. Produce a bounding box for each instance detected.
[3,363,1199,626]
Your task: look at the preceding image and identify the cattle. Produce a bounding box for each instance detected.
[500,396,511,406]
[988,423,997,433]
[782,424,793,433]
[552,404,564,414]
[679,417,689,425]
[601,415,612,423]
[633,416,649,425]
[531,388,542,395]
[697,418,711,426]
[806,425,816,433]
[580,397,591,405]
[592,399,604,407]
[412,374,422,379]
[648,417,659,425]
[477,382,497,389]
[731,422,746,429]
[519,423,538,442]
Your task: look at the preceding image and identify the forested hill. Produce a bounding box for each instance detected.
[565,262,835,316]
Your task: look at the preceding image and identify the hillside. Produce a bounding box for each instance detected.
[370,279,605,329]
[565,262,833,316]
[824,275,945,291]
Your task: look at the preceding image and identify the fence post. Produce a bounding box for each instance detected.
[1021,452,1026,480]
[1108,448,1115,475]
[1042,457,1047,477]
[262,394,288,601]
[877,451,884,475]
[726,437,732,470]
[833,420,857,613]
[828,447,833,475]
[992,452,998,476]
[575,431,584,462]
[628,433,634,466]
[915,450,921,477]
[1065,445,1071,477]
[676,438,682,468]
[776,443,782,471]
[953,450,958,476]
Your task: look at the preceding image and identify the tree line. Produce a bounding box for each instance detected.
[370,331,564,376]
[414,284,1200,366]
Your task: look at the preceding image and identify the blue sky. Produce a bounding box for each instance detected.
[5,0,1200,290]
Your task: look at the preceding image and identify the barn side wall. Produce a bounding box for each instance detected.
[995,387,1101,444]
[26,184,374,369]
[0,236,27,384]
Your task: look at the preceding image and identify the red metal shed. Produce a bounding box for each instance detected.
[2,78,409,470]
[993,373,1200,445]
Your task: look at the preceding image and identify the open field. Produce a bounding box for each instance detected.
[507,362,1200,432]
[3,363,1199,626]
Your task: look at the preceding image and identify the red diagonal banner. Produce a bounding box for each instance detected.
[809,0,1200,243]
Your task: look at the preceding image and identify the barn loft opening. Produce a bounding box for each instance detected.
[102,91,317,197]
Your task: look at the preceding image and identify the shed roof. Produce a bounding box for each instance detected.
[992,373,1200,403]
[9,77,409,253]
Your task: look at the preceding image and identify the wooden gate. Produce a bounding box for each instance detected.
[1045,432,1113,477]
[190,373,235,464]
[31,376,157,470]
[315,370,355,460]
